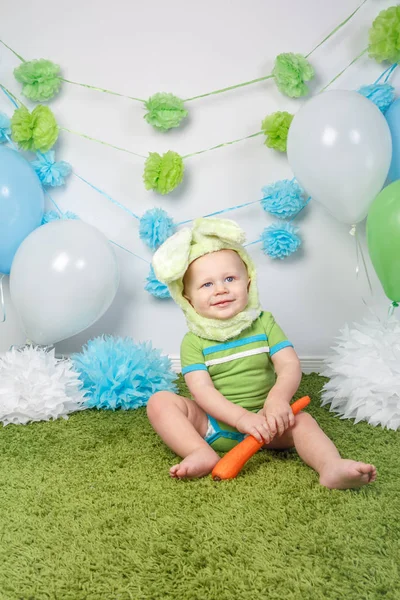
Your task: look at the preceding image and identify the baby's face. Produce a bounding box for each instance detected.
[183,249,250,320]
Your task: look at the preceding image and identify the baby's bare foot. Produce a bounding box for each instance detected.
[319,459,377,490]
[170,446,220,479]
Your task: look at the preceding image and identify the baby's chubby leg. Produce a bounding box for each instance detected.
[265,412,377,490]
[146,391,220,478]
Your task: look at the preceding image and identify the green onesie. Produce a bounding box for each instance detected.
[180,311,293,451]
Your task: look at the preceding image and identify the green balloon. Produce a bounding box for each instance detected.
[367,180,400,303]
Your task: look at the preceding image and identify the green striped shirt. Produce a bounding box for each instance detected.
[181,311,293,411]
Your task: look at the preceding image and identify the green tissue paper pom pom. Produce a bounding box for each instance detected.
[369,6,400,63]
[143,150,184,194]
[144,93,188,131]
[261,111,293,152]
[273,53,314,98]
[11,105,59,152]
[14,59,61,102]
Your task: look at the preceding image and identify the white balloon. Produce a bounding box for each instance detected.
[10,220,120,345]
[287,90,392,225]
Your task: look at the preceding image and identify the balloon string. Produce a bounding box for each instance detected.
[350,224,382,323]
[0,275,6,323]
[354,226,373,295]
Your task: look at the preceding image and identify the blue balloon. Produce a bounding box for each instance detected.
[385,98,400,183]
[0,146,44,275]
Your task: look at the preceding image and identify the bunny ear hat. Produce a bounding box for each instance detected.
[152,218,261,341]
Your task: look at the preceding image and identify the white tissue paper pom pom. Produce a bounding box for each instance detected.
[321,314,400,430]
[0,345,87,425]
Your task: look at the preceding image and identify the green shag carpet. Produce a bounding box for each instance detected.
[0,373,399,600]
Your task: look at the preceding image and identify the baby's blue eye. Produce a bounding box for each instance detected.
[225,276,234,282]
[202,282,213,288]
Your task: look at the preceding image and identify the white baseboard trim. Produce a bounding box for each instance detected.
[1,350,326,375]
[170,356,327,374]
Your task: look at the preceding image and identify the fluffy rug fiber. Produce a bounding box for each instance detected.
[0,373,399,600]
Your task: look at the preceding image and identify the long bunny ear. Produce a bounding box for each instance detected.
[152,228,193,284]
[193,217,246,245]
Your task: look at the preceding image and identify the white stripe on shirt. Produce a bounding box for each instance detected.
[204,346,270,366]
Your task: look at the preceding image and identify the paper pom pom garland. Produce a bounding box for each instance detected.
[273,53,314,98]
[261,179,306,219]
[14,59,62,102]
[261,221,301,259]
[32,151,72,186]
[139,208,176,250]
[144,93,188,131]
[0,112,11,143]
[357,83,395,114]
[143,150,184,195]
[145,266,171,299]
[369,6,400,64]
[72,336,177,410]
[41,210,79,225]
[321,315,400,430]
[0,346,86,426]
[11,105,59,152]
[261,111,294,152]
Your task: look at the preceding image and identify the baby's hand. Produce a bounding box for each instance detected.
[235,411,272,444]
[263,395,295,438]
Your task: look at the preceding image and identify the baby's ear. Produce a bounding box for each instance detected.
[183,290,193,307]
[247,278,251,291]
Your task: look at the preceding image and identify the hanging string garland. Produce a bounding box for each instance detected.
[0,5,395,302]
[13,59,62,102]
[139,208,177,250]
[368,5,400,64]
[357,83,395,113]
[143,150,184,194]
[144,93,188,131]
[32,151,72,186]
[261,179,306,218]
[273,53,315,98]
[145,266,171,299]
[261,222,301,259]
[0,112,11,142]
[41,210,79,225]
[11,105,58,152]
[3,0,368,133]
[261,111,294,152]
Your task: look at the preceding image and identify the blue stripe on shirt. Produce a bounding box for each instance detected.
[182,363,208,375]
[202,334,268,356]
[269,340,293,356]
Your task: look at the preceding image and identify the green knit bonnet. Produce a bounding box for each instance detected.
[152,218,261,341]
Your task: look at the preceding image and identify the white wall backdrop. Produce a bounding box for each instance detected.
[0,0,397,362]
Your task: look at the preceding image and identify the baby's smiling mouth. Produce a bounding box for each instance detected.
[212,299,234,307]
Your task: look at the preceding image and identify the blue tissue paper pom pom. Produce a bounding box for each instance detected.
[139,208,176,250]
[261,222,301,259]
[145,266,171,299]
[261,179,305,219]
[357,84,395,114]
[0,112,11,143]
[32,151,72,186]
[72,335,177,410]
[42,210,79,225]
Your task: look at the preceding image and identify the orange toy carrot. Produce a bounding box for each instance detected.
[211,395,310,481]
